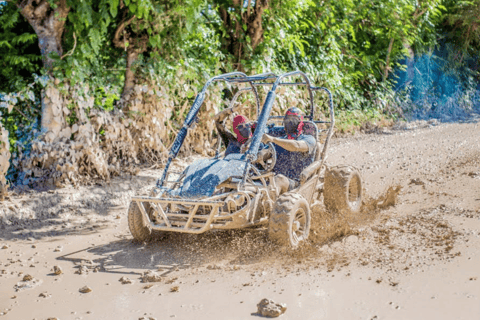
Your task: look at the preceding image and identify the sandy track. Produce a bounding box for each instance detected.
[1,120,479,320]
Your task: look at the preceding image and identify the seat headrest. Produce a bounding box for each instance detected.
[302,121,318,140]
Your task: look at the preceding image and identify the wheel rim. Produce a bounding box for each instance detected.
[292,208,307,246]
[347,174,362,209]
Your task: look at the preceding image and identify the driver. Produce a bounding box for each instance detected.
[261,107,316,195]
[214,104,255,157]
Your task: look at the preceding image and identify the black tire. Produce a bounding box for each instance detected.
[324,165,363,216]
[268,193,311,248]
[127,201,152,242]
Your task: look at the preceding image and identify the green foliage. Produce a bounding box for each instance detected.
[0,2,42,93]
[0,75,46,157]
[1,0,479,171]
[94,86,120,111]
[443,0,480,62]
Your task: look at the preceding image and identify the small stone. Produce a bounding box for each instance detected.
[409,178,425,186]
[31,245,37,248]
[1,245,8,249]
[22,274,33,281]
[119,276,133,284]
[206,264,221,270]
[141,270,162,283]
[39,292,51,298]
[75,265,89,275]
[53,246,63,252]
[53,266,63,275]
[257,298,287,318]
[170,286,179,292]
[79,286,92,293]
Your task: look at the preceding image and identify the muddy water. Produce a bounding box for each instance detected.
[1,121,480,319]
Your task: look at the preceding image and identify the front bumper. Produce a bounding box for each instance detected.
[131,193,261,234]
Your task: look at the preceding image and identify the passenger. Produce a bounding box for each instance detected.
[214,105,255,157]
[261,107,316,195]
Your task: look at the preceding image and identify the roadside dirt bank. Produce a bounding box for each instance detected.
[1,120,479,320]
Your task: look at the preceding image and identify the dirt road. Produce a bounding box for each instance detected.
[1,120,479,320]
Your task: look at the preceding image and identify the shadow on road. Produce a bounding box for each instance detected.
[56,229,278,276]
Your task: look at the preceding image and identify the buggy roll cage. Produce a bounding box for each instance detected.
[156,71,335,189]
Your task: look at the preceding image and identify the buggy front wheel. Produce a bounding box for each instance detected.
[127,201,152,242]
[268,193,311,248]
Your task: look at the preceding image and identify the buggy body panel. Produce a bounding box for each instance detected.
[168,154,247,199]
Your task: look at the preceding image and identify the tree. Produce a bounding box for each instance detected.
[111,0,204,102]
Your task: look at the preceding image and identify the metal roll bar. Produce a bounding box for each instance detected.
[157,70,335,191]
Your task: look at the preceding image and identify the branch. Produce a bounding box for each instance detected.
[246,0,252,16]
[16,0,35,20]
[60,32,76,59]
[113,15,136,49]
[413,9,427,21]
[346,54,363,64]
[201,11,212,24]
[13,105,28,119]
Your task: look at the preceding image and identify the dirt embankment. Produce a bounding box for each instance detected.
[1,120,479,320]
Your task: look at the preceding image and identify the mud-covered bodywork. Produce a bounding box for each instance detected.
[168,154,247,199]
[128,71,336,236]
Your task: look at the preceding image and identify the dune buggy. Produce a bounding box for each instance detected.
[128,71,363,247]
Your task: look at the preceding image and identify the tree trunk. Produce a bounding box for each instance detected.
[403,41,415,86]
[124,49,139,98]
[16,0,70,135]
[383,38,395,82]
[217,0,269,68]
[17,0,70,69]
[113,14,148,105]
[246,0,269,51]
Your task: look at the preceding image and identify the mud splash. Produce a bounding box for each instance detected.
[308,184,403,247]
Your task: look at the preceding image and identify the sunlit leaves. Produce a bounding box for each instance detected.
[0,2,41,92]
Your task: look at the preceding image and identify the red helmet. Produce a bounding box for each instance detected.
[284,107,304,139]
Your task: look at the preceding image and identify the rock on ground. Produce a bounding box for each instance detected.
[257,298,287,318]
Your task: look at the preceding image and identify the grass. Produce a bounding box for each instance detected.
[335,108,396,134]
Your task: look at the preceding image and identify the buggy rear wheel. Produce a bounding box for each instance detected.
[268,193,311,248]
[128,201,152,242]
[324,166,363,216]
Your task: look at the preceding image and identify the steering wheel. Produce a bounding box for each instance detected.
[254,142,277,173]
